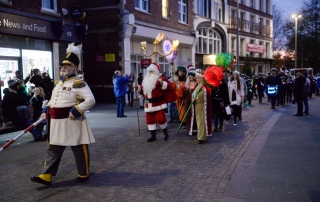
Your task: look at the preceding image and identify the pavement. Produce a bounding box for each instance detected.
[0,95,320,202]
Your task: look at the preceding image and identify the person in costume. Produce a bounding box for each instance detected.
[228,71,244,125]
[211,77,230,132]
[133,63,176,142]
[185,65,197,134]
[189,70,212,144]
[173,66,188,128]
[30,43,96,185]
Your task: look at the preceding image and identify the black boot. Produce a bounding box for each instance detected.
[163,128,169,141]
[147,130,156,142]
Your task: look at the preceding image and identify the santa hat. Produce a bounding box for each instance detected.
[147,63,161,75]
[61,43,82,70]
[187,64,195,71]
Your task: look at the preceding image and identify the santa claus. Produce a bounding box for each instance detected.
[134,63,175,142]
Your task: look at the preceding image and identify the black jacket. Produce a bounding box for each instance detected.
[2,88,30,121]
[211,81,230,113]
[294,77,306,96]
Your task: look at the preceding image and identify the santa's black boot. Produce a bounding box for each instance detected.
[163,128,169,141]
[147,130,156,142]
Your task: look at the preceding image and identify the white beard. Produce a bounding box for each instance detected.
[142,73,160,95]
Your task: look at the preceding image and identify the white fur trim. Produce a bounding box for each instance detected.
[148,124,157,130]
[159,122,167,129]
[161,81,168,90]
[144,103,167,112]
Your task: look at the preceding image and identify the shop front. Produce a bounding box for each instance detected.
[0,10,86,100]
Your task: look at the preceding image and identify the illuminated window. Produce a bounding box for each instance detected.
[178,0,187,23]
[196,28,221,54]
[42,0,57,13]
[162,0,168,18]
[135,0,149,13]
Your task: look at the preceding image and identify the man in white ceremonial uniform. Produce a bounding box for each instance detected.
[30,43,96,185]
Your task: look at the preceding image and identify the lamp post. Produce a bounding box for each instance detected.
[292,14,301,69]
[140,33,179,64]
[236,0,240,71]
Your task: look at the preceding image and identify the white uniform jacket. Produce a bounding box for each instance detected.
[45,77,96,146]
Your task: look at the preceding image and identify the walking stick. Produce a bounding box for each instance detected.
[176,87,202,133]
[177,98,185,117]
[135,93,141,136]
[0,118,45,153]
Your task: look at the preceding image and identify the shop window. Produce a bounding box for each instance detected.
[130,55,144,79]
[135,0,149,13]
[162,0,169,18]
[158,57,170,78]
[178,0,187,24]
[22,50,52,83]
[0,48,20,57]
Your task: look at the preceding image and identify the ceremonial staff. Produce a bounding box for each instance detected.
[135,92,141,136]
[176,87,202,133]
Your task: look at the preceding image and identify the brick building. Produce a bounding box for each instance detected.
[0,0,87,100]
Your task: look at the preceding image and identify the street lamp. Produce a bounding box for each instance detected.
[292,14,301,69]
[140,33,179,63]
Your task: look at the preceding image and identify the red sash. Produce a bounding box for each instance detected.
[46,107,72,142]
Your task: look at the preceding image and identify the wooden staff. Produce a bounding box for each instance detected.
[135,92,141,136]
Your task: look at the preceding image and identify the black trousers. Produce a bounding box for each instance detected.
[295,95,303,115]
[43,144,90,177]
[270,94,277,107]
[231,105,241,123]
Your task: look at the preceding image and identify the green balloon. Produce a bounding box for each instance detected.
[216,53,232,68]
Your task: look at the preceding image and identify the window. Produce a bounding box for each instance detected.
[250,15,255,33]
[259,0,263,11]
[250,0,254,8]
[42,0,57,13]
[214,0,222,22]
[266,0,269,14]
[196,28,221,54]
[178,0,187,23]
[162,0,168,18]
[130,55,144,79]
[265,43,269,58]
[135,0,149,13]
[198,0,211,18]
[259,42,263,58]
[158,57,170,77]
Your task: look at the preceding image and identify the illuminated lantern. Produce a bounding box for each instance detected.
[215,53,233,69]
[204,65,224,87]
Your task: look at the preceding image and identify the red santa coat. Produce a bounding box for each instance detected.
[138,76,168,113]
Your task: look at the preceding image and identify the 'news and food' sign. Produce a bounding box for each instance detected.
[246,43,265,54]
[0,12,53,39]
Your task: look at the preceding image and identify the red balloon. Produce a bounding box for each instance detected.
[204,66,224,87]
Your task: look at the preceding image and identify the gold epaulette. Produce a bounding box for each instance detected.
[54,80,60,87]
[73,78,86,88]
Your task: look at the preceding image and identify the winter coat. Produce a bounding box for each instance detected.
[31,96,46,120]
[113,75,130,97]
[2,88,30,121]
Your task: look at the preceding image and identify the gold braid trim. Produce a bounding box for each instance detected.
[75,104,84,114]
[73,79,86,88]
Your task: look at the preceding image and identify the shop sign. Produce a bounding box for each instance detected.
[60,24,78,42]
[0,12,53,39]
[96,55,104,62]
[105,54,115,62]
[246,43,265,54]
[69,7,83,18]
[140,58,152,69]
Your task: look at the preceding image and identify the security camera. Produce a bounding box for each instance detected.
[62,8,68,16]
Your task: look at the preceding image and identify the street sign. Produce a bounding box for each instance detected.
[105,54,115,62]
[69,7,83,18]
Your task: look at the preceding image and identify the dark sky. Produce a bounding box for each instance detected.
[273,0,303,19]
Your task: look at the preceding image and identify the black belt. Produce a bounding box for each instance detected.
[146,95,165,103]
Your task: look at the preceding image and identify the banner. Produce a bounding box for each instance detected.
[246,43,265,54]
